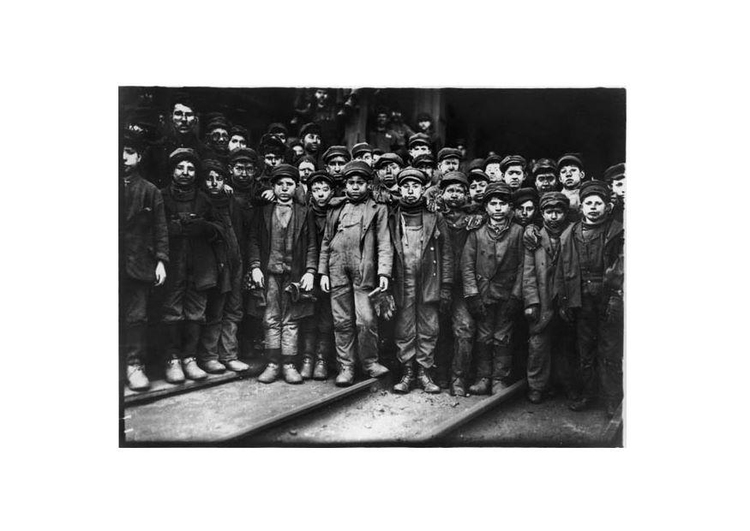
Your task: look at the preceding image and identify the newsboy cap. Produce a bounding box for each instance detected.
[468,170,490,183]
[603,162,625,182]
[482,182,513,203]
[322,145,351,163]
[539,192,570,210]
[343,160,373,180]
[557,153,584,170]
[412,153,436,168]
[169,147,201,169]
[440,171,469,190]
[299,122,322,138]
[308,170,335,188]
[270,163,300,184]
[437,147,462,162]
[397,167,428,186]
[500,155,527,173]
[351,142,374,158]
[374,153,404,169]
[484,154,503,168]
[408,133,431,148]
[203,158,228,177]
[532,158,558,176]
[512,187,539,207]
[579,180,610,202]
[229,147,258,164]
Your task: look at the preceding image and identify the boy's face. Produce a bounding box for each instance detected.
[272,131,287,144]
[172,160,196,187]
[541,205,566,229]
[230,160,257,185]
[418,120,431,132]
[485,197,512,221]
[611,177,625,199]
[409,144,430,160]
[314,89,329,106]
[581,194,608,223]
[485,163,502,181]
[208,128,229,150]
[264,153,282,170]
[122,146,141,174]
[399,179,424,204]
[416,163,434,180]
[292,145,305,158]
[502,165,525,189]
[376,113,388,128]
[171,103,196,134]
[515,200,536,226]
[326,156,347,177]
[345,175,368,199]
[373,153,382,164]
[204,170,225,195]
[273,177,297,203]
[559,164,584,189]
[228,135,247,152]
[311,181,333,207]
[534,172,557,193]
[469,179,488,201]
[303,133,321,153]
[298,161,315,181]
[355,152,373,167]
[438,157,460,173]
[382,162,401,187]
[442,183,467,209]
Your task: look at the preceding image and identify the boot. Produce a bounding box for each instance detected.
[257,363,280,384]
[335,365,355,387]
[183,357,208,380]
[449,377,467,397]
[282,363,303,384]
[299,356,315,380]
[393,360,415,394]
[417,365,441,394]
[223,359,250,372]
[200,359,226,374]
[468,377,491,395]
[469,343,492,395]
[312,354,328,380]
[363,361,389,378]
[126,363,150,391]
[164,358,185,384]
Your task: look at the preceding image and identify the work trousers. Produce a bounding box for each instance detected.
[330,281,379,370]
[299,293,334,361]
[395,288,439,369]
[264,272,299,364]
[161,278,208,324]
[199,266,243,363]
[527,314,577,393]
[120,278,150,366]
[475,300,514,380]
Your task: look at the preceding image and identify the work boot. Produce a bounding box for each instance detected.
[223,359,250,372]
[200,359,226,374]
[282,363,303,384]
[126,363,150,391]
[363,362,389,378]
[164,358,185,384]
[527,389,544,404]
[335,365,355,387]
[393,361,415,394]
[299,356,315,380]
[312,356,328,380]
[257,363,280,384]
[468,378,491,396]
[183,357,208,380]
[417,365,441,394]
[449,377,467,397]
[569,396,594,412]
[491,378,513,395]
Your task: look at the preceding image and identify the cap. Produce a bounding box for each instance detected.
[229,148,258,164]
[373,148,385,156]
[270,163,300,184]
[296,154,317,168]
[169,147,201,169]
[206,115,230,132]
[512,187,538,206]
[408,133,431,148]
[374,153,404,169]
[322,145,351,163]
[483,182,513,203]
[229,125,249,139]
[500,155,527,173]
[342,160,374,180]
[397,167,427,186]
[412,153,436,168]
[259,133,286,156]
[603,162,625,182]
[122,129,147,153]
[440,171,469,190]
[484,154,503,168]
[468,170,490,183]
[532,158,558,176]
[468,158,486,173]
[299,122,322,138]
[579,180,610,202]
[437,147,462,162]
[557,153,584,170]
[351,142,374,159]
[539,192,570,210]
[203,158,228,177]
[267,122,288,135]
[308,170,335,188]
[416,112,433,123]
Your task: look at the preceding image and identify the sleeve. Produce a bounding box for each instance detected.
[511,230,525,300]
[317,209,334,276]
[152,188,169,263]
[248,208,262,271]
[304,209,319,275]
[522,247,540,308]
[461,231,479,298]
[375,204,393,279]
[437,214,453,287]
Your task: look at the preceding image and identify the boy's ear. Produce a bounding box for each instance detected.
[580,170,586,180]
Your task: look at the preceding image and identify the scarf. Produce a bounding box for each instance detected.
[345,189,370,204]
[169,183,196,202]
[485,217,511,241]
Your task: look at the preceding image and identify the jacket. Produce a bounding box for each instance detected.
[388,207,454,307]
[522,225,567,334]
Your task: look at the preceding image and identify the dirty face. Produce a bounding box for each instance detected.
[514,200,536,226]
[273,176,296,203]
[485,196,512,221]
[503,165,525,189]
[171,103,195,134]
[310,181,333,208]
[559,164,584,189]
[345,175,368,200]
[399,179,424,204]
[204,169,225,195]
[469,179,488,202]
[580,194,608,224]
[230,161,257,186]
[442,183,467,209]
[534,172,557,193]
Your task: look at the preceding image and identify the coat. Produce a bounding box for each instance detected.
[318,197,393,289]
[388,207,454,307]
[555,218,624,311]
[247,202,319,319]
[461,221,524,304]
[119,174,169,282]
[522,226,566,334]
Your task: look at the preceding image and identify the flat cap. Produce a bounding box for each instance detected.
[229,125,249,139]
[468,158,486,173]
[416,112,433,122]
[397,167,427,186]
[229,147,258,163]
[539,192,570,210]
[299,122,322,138]
[322,145,352,163]
[437,147,462,162]
[203,158,228,177]
[579,180,610,202]
[603,162,625,182]
[343,160,374,180]
[374,153,404,169]
[532,158,558,176]
[468,170,490,183]
[122,129,147,153]
[308,170,335,188]
[412,153,436,168]
[483,182,513,203]
[270,163,300,184]
[557,153,584,169]
[408,133,431,148]
[351,142,374,158]
[259,133,286,156]
[372,148,385,156]
[169,147,201,169]
[267,122,288,135]
[500,155,527,173]
[512,187,539,206]
[206,115,231,132]
[440,171,469,189]
[484,154,503,167]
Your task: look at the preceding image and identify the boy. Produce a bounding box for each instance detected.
[557,153,586,218]
[318,161,393,386]
[531,158,559,195]
[322,145,351,193]
[512,187,540,228]
[484,154,503,182]
[461,182,525,395]
[160,148,224,383]
[120,131,169,390]
[371,153,403,206]
[407,133,432,162]
[197,159,250,374]
[228,125,249,153]
[388,168,453,394]
[351,142,374,167]
[467,170,490,213]
[522,192,577,403]
[248,164,319,384]
[298,170,336,379]
[500,155,527,191]
[556,180,624,417]
[437,147,462,175]
[604,162,625,223]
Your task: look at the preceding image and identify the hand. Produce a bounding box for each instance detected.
[154,261,167,286]
[300,272,315,291]
[466,295,486,320]
[320,275,330,293]
[261,189,275,202]
[223,184,234,195]
[251,267,265,289]
[524,305,539,322]
[523,225,541,251]
[379,275,389,291]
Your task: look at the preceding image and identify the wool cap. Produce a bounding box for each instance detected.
[206,115,230,132]
[408,133,431,148]
[500,155,527,173]
[440,171,469,190]
[437,147,462,162]
[169,147,201,169]
[342,160,374,180]
[259,134,286,156]
[512,187,538,206]
[374,153,404,169]
[351,142,374,158]
[482,182,513,203]
[539,191,570,210]
[229,125,249,139]
[122,129,147,154]
[322,145,351,163]
[229,147,258,164]
[203,158,228,177]
[299,122,322,138]
[308,170,335,188]
[468,170,490,183]
[579,180,610,202]
[270,163,300,184]
[484,154,503,168]
[603,162,625,182]
[468,158,486,173]
[267,122,288,135]
[412,153,436,168]
[557,153,584,170]
[532,158,558,176]
[397,167,428,186]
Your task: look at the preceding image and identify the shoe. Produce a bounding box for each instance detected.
[299,357,314,380]
[126,364,150,391]
[363,362,389,378]
[335,365,355,387]
[223,359,250,372]
[417,366,441,394]
[468,377,491,395]
[491,378,512,395]
[393,361,415,394]
[527,389,544,404]
[282,363,303,384]
[164,359,185,384]
[183,358,208,380]
[449,378,467,397]
[257,363,280,384]
[312,359,328,380]
[569,396,593,412]
[199,359,226,374]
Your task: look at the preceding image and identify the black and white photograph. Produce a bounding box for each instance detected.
[119,86,626,447]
